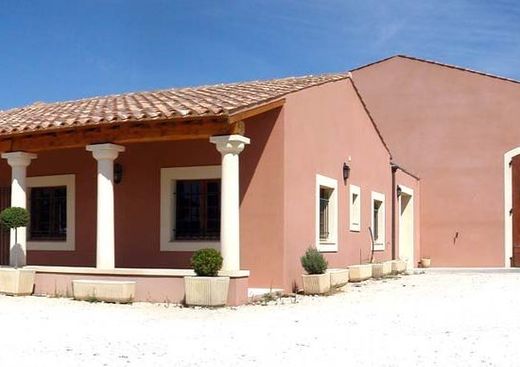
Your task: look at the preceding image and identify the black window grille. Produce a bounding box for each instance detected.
[373,200,382,241]
[29,186,67,241]
[174,179,220,241]
[319,187,330,240]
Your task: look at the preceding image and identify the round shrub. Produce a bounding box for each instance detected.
[300,247,328,275]
[0,207,29,230]
[191,248,223,276]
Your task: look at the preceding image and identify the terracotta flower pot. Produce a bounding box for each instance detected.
[0,268,35,296]
[372,261,393,278]
[327,268,349,288]
[347,264,372,282]
[302,273,331,294]
[421,258,431,268]
[184,276,230,306]
[391,259,407,274]
[72,280,136,303]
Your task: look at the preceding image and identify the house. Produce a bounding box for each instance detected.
[0,70,422,303]
[352,55,520,268]
[18,53,520,304]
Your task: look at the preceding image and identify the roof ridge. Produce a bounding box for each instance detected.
[351,54,520,85]
[349,55,400,73]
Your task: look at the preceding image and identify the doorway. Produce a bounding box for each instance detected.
[511,156,520,266]
[398,186,414,270]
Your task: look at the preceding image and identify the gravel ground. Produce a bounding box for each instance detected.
[1,272,519,366]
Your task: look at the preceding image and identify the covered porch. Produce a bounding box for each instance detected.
[0,102,277,304]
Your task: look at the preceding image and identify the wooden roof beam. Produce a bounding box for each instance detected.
[0,118,242,153]
[227,98,285,124]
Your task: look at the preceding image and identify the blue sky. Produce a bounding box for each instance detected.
[0,0,519,109]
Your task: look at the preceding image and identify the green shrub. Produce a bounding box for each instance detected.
[0,207,29,229]
[191,248,223,276]
[300,247,328,274]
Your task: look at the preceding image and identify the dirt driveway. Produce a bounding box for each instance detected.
[0,272,518,366]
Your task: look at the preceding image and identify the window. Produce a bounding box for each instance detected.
[316,174,338,252]
[27,175,75,251]
[175,179,220,241]
[30,186,67,241]
[371,191,385,251]
[160,166,221,252]
[319,187,333,240]
[349,184,361,232]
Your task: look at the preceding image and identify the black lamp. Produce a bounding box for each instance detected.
[114,163,123,184]
[343,162,350,182]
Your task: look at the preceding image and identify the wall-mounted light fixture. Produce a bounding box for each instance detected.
[343,162,350,182]
[396,185,402,197]
[114,163,123,184]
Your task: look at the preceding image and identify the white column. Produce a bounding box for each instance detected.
[1,152,37,267]
[86,143,125,269]
[210,135,250,271]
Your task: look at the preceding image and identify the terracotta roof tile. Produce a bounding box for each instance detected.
[0,73,348,136]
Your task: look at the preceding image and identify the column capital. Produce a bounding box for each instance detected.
[86,143,125,161]
[210,135,250,155]
[1,151,37,167]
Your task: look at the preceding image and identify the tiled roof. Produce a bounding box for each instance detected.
[0,73,348,136]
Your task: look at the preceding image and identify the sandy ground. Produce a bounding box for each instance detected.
[0,272,519,366]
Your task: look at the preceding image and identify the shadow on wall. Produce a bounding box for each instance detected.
[11,242,24,268]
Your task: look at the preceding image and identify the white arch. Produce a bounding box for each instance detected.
[503,147,520,268]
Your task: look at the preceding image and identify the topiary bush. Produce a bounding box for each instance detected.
[0,207,29,230]
[0,207,30,268]
[300,247,328,275]
[191,248,223,276]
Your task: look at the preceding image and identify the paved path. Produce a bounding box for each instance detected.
[0,272,518,366]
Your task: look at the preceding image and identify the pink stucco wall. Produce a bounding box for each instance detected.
[239,109,286,288]
[281,79,393,291]
[353,56,520,267]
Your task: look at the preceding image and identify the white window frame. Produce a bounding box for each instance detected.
[26,174,75,251]
[160,166,221,252]
[349,184,361,232]
[316,174,338,252]
[371,191,386,251]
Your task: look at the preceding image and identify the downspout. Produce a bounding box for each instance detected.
[391,163,398,260]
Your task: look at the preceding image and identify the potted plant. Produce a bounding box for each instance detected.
[184,248,230,306]
[420,257,431,268]
[300,247,330,294]
[0,207,35,296]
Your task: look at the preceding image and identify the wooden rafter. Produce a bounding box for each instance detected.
[0,118,245,153]
[227,98,285,123]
